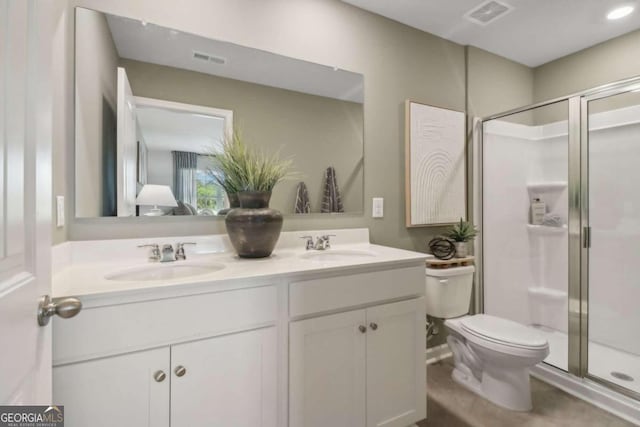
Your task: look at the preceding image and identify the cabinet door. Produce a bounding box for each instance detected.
[53,347,170,427]
[170,327,277,427]
[290,310,366,427]
[366,298,426,427]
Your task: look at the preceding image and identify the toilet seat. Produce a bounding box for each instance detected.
[460,314,548,350]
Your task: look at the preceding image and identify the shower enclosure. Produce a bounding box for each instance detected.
[475,76,640,412]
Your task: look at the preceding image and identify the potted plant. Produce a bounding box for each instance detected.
[447,218,478,258]
[212,132,292,258]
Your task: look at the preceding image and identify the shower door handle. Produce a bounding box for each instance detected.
[583,226,591,248]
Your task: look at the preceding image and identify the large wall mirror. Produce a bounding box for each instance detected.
[74,7,364,218]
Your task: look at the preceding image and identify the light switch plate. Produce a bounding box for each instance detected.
[56,196,65,227]
[372,197,384,218]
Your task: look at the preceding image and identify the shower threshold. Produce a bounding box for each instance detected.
[530,325,640,395]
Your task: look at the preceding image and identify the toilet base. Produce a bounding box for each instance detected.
[447,335,536,412]
[450,352,534,411]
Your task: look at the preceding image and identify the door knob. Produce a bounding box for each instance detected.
[358,325,367,333]
[37,295,82,326]
[369,322,378,331]
[153,371,166,382]
[174,365,187,377]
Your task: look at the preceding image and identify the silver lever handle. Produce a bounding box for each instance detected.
[138,244,161,262]
[37,295,82,326]
[300,236,314,250]
[175,242,196,260]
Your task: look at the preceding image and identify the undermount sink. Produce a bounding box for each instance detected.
[299,249,377,262]
[105,262,225,282]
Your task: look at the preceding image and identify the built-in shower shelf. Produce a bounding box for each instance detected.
[528,287,567,300]
[527,181,568,192]
[527,224,567,235]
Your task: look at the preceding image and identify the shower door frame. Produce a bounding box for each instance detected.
[474,74,640,402]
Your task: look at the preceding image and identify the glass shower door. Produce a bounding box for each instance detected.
[482,100,570,371]
[586,90,640,396]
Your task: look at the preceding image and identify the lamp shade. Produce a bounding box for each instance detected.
[135,184,178,207]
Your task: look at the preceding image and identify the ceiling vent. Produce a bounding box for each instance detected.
[464,0,513,26]
[192,50,227,65]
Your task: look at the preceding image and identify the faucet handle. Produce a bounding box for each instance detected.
[300,236,314,250]
[317,234,336,250]
[138,244,161,262]
[175,242,196,261]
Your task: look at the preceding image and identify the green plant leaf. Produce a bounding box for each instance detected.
[447,218,478,242]
[204,130,293,194]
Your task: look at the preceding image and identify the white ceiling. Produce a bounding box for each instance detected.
[106,14,364,102]
[341,0,640,67]
[136,106,225,154]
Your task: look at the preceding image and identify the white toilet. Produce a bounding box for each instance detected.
[425,266,549,411]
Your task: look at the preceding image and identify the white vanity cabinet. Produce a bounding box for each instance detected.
[289,310,367,427]
[53,285,279,427]
[54,347,170,427]
[52,239,428,427]
[170,327,277,427]
[288,267,426,427]
[54,327,277,427]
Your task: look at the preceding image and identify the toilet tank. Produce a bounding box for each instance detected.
[425,265,475,319]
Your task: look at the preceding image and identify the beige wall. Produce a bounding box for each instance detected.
[467,46,534,120]
[54,0,468,248]
[74,8,119,217]
[121,59,364,214]
[532,29,640,124]
[534,29,640,102]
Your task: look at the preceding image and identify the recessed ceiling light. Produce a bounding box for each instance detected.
[607,6,634,20]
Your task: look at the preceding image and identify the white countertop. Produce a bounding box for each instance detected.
[52,229,429,306]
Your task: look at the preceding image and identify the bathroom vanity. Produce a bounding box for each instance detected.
[52,229,427,427]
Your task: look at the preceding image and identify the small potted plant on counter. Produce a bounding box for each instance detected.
[447,218,478,258]
[212,131,292,258]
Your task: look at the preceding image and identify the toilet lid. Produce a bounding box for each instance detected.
[460,315,548,349]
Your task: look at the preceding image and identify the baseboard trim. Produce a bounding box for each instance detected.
[425,343,451,365]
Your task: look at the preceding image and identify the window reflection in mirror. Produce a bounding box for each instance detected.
[74,7,364,218]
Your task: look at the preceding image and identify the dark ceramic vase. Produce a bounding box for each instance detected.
[217,193,240,216]
[225,191,283,258]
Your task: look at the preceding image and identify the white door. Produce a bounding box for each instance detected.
[170,327,277,427]
[0,0,54,404]
[366,298,426,427]
[53,347,170,427]
[116,67,137,217]
[289,310,367,427]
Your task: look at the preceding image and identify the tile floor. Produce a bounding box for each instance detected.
[418,358,635,427]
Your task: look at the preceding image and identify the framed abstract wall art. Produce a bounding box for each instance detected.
[405,100,466,227]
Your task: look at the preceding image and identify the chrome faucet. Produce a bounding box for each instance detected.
[175,242,196,261]
[138,244,161,262]
[314,235,335,250]
[160,244,175,262]
[301,235,336,250]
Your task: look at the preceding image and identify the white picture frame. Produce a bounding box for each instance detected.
[405,100,466,227]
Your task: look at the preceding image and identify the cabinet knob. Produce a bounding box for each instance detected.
[358,325,367,333]
[369,322,378,331]
[174,365,187,377]
[153,371,166,382]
